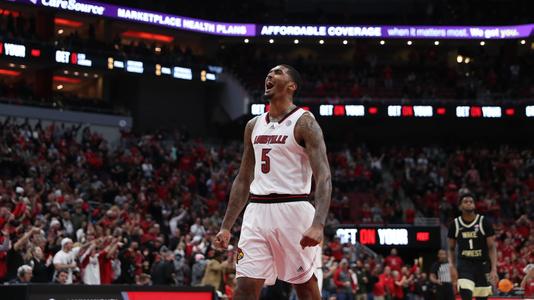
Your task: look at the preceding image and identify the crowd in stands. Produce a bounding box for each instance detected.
[0,117,532,299]
[55,29,201,67]
[222,44,534,103]
[0,117,242,293]
[326,144,533,223]
[0,80,123,115]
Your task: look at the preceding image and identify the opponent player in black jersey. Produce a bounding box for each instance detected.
[447,193,498,300]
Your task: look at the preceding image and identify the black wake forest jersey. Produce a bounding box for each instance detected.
[448,214,494,262]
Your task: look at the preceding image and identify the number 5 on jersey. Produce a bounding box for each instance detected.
[261,148,271,173]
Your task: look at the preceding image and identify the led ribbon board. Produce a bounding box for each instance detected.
[55,50,92,66]
[6,0,255,36]
[3,1,532,39]
[252,104,532,118]
[336,226,440,248]
[259,24,534,39]
[0,41,26,57]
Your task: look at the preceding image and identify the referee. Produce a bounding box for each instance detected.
[430,249,454,300]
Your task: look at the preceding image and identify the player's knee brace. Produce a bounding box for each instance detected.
[459,288,473,300]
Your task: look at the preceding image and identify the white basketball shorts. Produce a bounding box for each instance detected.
[236,199,320,286]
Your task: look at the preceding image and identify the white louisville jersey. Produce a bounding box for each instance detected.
[249,107,313,196]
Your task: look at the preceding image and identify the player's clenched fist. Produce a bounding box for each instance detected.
[214,229,231,250]
[300,224,324,249]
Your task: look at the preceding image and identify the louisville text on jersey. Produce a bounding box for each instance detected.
[253,135,289,144]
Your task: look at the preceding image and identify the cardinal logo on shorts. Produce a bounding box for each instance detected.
[237,247,244,264]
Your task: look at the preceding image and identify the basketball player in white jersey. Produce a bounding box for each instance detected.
[214,65,332,300]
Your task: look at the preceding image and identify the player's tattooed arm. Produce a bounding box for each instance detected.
[296,113,332,227]
[220,117,257,231]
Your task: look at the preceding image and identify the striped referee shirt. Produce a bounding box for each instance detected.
[431,262,452,283]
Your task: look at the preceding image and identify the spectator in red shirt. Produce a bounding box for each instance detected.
[373,280,386,300]
[328,237,344,261]
[0,228,9,281]
[371,265,387,300]
[405,208,415,224]
[385,248,404,272]
[99,238,121,284]
[392,270,406,300]
[1,116,533,296]
[516,215,530,239]
[379,266,395,298]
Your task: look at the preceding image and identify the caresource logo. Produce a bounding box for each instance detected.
[37,0,105,16]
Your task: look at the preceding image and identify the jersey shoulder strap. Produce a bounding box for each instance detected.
[250,114,265,137]
[287,107,309,123]
[479,215,486,236]
[454,217,460,238]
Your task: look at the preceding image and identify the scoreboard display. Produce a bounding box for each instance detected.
[251,103,534,120]
[336,225,441,249]
[0,39,222,82]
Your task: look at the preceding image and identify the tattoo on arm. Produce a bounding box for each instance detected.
[220,117,257,231]
[296,113,332,227]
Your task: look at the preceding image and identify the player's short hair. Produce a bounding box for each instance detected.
[280,64,302,95]
[458,192,476,204]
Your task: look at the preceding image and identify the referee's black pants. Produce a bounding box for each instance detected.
[436,282,454,300]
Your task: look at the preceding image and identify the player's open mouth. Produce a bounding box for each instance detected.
[265,81,274,91]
